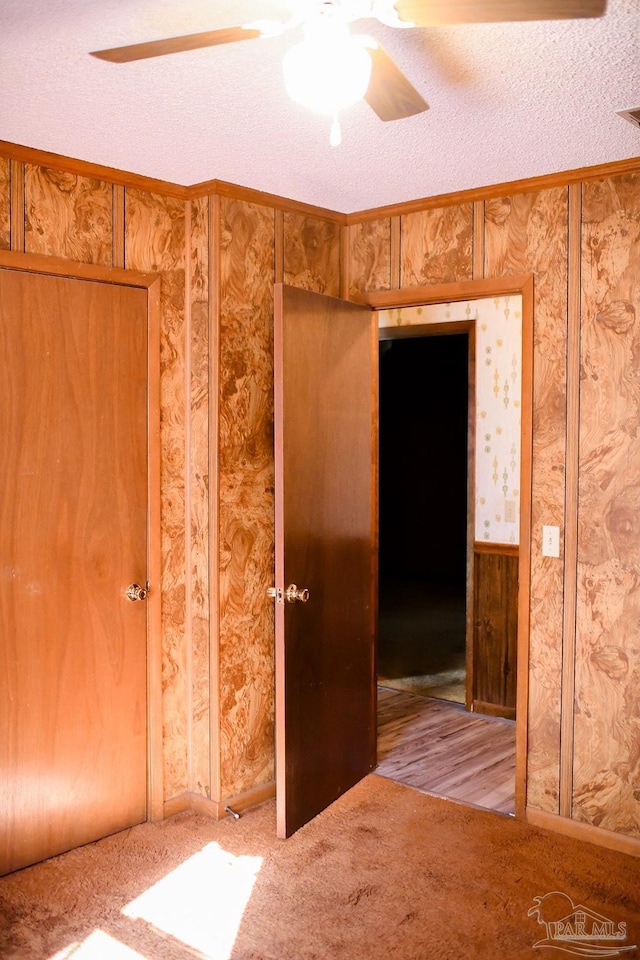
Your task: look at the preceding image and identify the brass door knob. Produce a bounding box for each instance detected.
[126,583,148,602]
[285,584,310,604]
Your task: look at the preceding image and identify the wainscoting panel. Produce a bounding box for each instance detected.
[473,544,519,719]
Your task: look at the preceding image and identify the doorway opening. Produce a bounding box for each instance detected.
[372,287,530,819]
[378,332,469,704]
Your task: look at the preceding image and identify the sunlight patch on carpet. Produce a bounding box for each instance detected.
[49,930,148,959]
[121,841,263,960]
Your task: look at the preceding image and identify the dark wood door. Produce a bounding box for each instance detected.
[274,284,377,839]
[0,267,149,875]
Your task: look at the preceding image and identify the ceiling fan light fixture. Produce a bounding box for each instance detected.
[282,22,372,117]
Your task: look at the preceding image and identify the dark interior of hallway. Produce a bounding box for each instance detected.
[378,332,469,702]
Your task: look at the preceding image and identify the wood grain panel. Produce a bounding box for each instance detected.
[218,197,275,798]
[24,165,112,265]
[190,197,210,798]
[348,218,392,296]
[9,161,25,253]
[573,174,640,837]
[283,211,340,296]
[400,204,473,287]
[125,188,188,801]
[485,187,568,814]
[0,158,9,250]
[473,548,518,718]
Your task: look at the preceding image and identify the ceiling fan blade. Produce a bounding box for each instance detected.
[90,25,262,63]
[364,45,429,122]
[393,0,607,25]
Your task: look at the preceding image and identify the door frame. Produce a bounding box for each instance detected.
[354,275,534,819]
[0,249,164,821]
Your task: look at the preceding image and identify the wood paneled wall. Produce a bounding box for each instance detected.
[0,149,345,817]
[189,196,211,799]
[346,173,640,844]
[284,211,341,296]
[4,142,640,847]
[0,158,10,250]
[401,204,473,286]
[216,197,276,799]
[573,174,640,836]
[124,189,188,801]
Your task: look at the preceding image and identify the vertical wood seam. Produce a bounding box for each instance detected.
[112,184,125,269]
[473,201,485,280]
[390,216,401,289]
[209,194,222,804]
[147,277,164,819]
[559,183,581,819]
[9,159,25,253]
[339,222,349,299]
[515,278,534,819]
[184,200,194,794]
[275,209,284,285]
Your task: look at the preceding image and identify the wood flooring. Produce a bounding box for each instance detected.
[376,686,516,816]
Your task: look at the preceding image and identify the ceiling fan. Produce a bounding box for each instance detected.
[91,1,607,145]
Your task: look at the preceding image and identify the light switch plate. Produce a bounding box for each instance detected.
[542,525,560,558]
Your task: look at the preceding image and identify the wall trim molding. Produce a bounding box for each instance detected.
[526,807,640,859]
[0,140,190,199]
[163,780,276,821]
[346,156,640,223]
[190,177,346,223]
[0,140,344,222]
[2,138,638,227]
[474,541,519,557]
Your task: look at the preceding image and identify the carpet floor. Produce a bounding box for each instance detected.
[1,775,639,960]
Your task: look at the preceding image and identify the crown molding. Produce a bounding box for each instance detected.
[345,156,640,223]
[189,177,346,223]
[2,140,640,226]
[0,140,190,199]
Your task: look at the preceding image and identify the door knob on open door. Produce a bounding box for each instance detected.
[285,584,310,604]
[126,582,148,602]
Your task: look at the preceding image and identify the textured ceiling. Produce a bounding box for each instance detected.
[1,0,639,213]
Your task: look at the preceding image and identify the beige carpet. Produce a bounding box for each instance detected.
[1,775,639,960]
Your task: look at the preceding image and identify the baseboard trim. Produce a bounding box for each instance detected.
[526,807,640,858]
[163,780,276,822]
[163,793,194,819]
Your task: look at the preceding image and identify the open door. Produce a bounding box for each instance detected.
[274,284,377,839]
